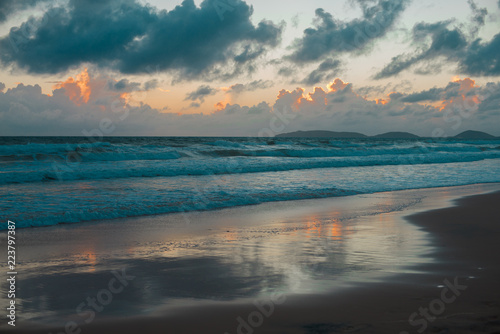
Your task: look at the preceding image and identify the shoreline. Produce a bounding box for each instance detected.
[3,184,500,333]
[3,181,500,232]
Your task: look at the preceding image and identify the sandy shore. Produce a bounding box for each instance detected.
[3,184,500,333]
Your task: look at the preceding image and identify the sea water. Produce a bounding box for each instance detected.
[1,136,499,229]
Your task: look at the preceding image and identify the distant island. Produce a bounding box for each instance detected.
[452,130,497,139]
[371,132,421,139]
[275,130,367,138]
[275,130,498,139]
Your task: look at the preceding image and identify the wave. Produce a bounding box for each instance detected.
[1,151,499,184]
[1,138,499,162]
[3,157,499,230]
[3,186,362,229]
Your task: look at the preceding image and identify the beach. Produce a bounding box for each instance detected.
[2,183,500,333]
[2,0,500,332]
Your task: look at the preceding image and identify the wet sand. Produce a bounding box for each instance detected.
[3,184,500,333]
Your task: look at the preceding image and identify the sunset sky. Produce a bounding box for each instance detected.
[0,0,499,136]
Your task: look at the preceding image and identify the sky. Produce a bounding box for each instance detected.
[0,0,499,136]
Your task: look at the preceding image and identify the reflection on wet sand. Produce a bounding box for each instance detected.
[6,191,442,325]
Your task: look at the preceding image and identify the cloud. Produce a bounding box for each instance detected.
[467,0,487,35]
[376,28,500,78]
[0,0,52,22]
[477,82,500,112]
[144,79,159,91]
[356,82,392,96]
[226,80,274,95]
[459,33,500,76]
[0,82,5,92]
[1,73,500,136]
[375,2,497,79]
[393,79,481,105]
[52,68,93,106]
[375,21,468,79]
[0,0,283,81]
[0,69,168,135]
[277,66,295,77]
[291,14,300,28]
[400,87,445,102]
[111,79,141,92]
[288,0,409,64]
[108,78,159,93]
[301,58,342,85]
[184,85,217,103]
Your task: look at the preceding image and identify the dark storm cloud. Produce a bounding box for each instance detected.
[375,1,498,79]
[0,0,154,73]
[375,20,468,79]
[377,28,500,79]
[459,34,500,76]
[0,0,52,22]
[288,0,409,64]
[0,0,283,79]
[184,85,217,103]
[301,58,342,86]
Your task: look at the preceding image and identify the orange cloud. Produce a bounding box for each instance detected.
[120,92,131,104]
[456,77,477,90]
[276,87,310,109]
[327,78,348,92]
[275,80,357,112]
[53,68,91,106]
[215,101,227,111]
[214,93,233,111]
[439,77,480,112]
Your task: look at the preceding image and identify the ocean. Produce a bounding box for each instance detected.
[1,136,499,230]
